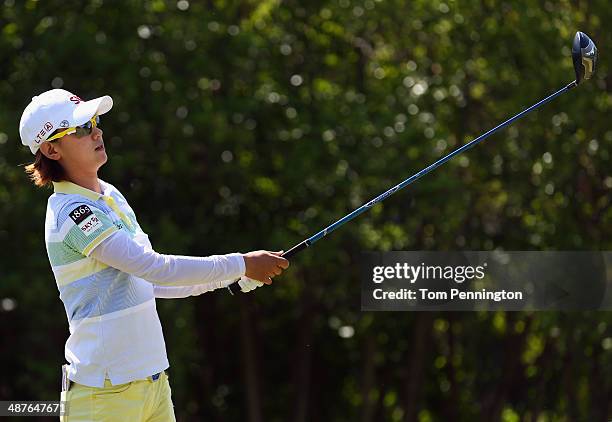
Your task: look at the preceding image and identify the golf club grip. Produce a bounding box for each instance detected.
[226,240,310,294]
[281,239,310,258]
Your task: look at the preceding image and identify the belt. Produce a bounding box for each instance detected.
[61,366,164,392]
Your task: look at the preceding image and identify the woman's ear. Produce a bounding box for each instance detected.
[39,141,61,161]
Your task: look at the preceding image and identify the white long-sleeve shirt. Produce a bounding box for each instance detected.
[91,228,244,297]
[46,180,244,387]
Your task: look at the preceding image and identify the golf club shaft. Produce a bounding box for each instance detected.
[228,80,576,294]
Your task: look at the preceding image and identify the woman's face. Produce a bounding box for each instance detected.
[54,125,107,173]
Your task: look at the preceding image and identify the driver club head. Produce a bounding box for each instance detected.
[572,31,598,85]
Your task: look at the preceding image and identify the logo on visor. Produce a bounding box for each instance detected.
[69,95,83,105]
[34,122,54,143]
[59,120,69,128]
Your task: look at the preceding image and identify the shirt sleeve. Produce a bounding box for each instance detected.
[60,202,119,256]
[88,229,246,287]
[152,280,235,299]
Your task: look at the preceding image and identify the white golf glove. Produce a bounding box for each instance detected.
[238,276,265,293]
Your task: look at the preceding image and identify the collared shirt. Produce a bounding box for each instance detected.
[45,180,245,387]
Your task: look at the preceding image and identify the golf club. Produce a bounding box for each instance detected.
[227,31,598,295]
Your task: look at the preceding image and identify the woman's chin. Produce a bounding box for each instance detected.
[96,152,108,167]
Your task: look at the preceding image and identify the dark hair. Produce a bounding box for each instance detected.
[24,142,66,188]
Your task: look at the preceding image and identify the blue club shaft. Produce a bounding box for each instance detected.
[227,81,576,294]
[289,81,576,255]
[309,82,575,244]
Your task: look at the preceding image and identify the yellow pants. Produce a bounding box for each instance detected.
[60,371,175,422]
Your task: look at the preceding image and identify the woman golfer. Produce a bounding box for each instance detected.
[19,89,289,421]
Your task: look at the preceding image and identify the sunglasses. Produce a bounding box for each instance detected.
[47,115,100,142]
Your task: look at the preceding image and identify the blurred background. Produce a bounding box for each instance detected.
[1,0,611,421]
